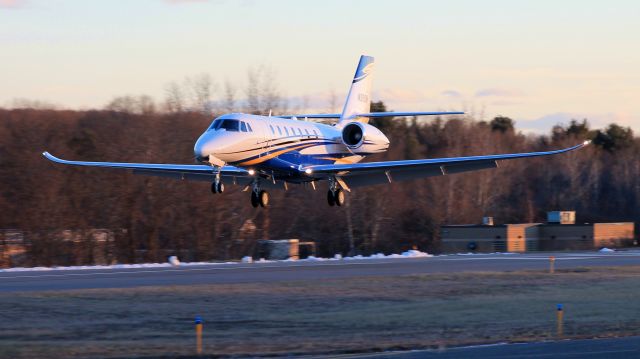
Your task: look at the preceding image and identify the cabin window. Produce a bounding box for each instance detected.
[247,123,253,132]
[269,125,275,134]
[240,122,248,132]
[219,119,240,131]
[313,129,318,136]
[284,127,289,136]
[297,128,303,135]
[305,129,310,135]
[277,126,282,135]
[290,127,296,135]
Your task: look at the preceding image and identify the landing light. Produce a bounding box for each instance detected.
[304,168,313,174]
[583,140,591,145]
[248,169,256,175]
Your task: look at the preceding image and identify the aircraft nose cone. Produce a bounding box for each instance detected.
[194,133,213,162]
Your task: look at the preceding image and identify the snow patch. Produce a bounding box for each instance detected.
[168,256,180,266]
[341,249,433,260]
[0,261,225,273]
[0,249,434,272]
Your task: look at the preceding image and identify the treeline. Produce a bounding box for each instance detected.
[0,106,638,267]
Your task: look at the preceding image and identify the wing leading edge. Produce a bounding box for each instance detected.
[42,152,249,181]
[303,141,590,187]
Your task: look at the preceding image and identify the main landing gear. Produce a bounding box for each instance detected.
[250,180,269,208]
[327,177,345,207]
[327,188,345,206]
[251,190,269,208]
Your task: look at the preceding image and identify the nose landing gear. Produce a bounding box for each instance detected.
[211,181,224,194]
[210,170,224,194]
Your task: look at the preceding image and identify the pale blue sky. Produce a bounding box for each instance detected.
[1,0,639,131]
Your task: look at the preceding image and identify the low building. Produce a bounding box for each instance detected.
[441,212,635,253]
[254,239,316,260]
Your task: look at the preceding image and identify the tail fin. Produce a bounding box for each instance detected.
[339,55,374,124]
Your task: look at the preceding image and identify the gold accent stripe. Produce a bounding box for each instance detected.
[238,144,311,166]
[317,156,358,164]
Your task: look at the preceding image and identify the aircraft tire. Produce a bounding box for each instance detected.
[327,190,335,206]
[259,190,269,208]
[251,192,259,208]
[211,182,218,194]
[334,188,345,206]
[216,182,224,193]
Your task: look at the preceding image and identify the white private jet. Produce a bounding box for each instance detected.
[44,55,589,208]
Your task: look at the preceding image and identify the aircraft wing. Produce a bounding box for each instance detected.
[303,141,590,188]
[42,152,249,181]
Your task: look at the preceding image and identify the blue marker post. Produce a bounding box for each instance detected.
[195,316,203,354]
[556,304,564,337]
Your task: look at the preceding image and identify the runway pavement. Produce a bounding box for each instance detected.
[1,250,640,292]
[321,336,640,358]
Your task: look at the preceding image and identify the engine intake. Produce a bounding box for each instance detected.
[342,123,364,148]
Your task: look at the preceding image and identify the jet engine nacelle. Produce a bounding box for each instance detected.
[341,122,390,154]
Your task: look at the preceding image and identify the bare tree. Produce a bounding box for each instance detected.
[222,80,236,113]
[259,65,281,114]
[10,98,58,110]
[328,88,338,113]
[245,67,261,114]
[137,95,156,115]
[244,64,283,115]
[105,95,156,115]
[185,74,215,115]
[164,81,184,113]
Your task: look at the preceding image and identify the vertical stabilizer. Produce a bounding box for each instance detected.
[339,55,374,124]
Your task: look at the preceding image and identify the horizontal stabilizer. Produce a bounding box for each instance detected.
[356,111,464,118]
[276,111,464,120]
[276,114,342,119]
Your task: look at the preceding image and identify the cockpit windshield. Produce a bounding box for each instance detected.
[207,119,252,132]
[208,119,222,131]
[219,119,240,131]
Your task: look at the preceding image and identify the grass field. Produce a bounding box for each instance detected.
[1,266,640,358]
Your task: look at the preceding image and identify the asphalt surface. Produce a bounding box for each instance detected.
[324,336,640,358]
[1,251,639,292]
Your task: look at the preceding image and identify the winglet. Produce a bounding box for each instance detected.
[42,151,60,163]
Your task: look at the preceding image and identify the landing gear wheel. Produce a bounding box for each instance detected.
[211,182,218,194]
[259,190,269,208]
[334,188,345,207]
[327,190,335,206]
[216,182,224,193]
[251,191,259,208]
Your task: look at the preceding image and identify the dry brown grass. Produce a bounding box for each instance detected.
[1,266,640,358]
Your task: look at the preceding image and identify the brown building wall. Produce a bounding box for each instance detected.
[441,222,635,253]
[593,223,635,248]
[506,224,540,252]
